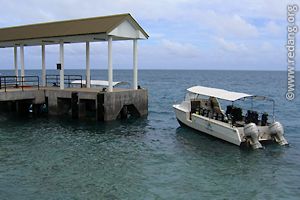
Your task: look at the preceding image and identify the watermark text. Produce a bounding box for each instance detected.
[286,4,298,101]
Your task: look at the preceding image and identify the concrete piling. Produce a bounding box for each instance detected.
[0,88,148,121]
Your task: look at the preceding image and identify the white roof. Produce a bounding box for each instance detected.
[187,86,253,101]
[72,80,129,87]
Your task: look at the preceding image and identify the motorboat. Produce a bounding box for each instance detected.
[173,86,288,149]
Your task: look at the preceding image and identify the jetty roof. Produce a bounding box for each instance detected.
[0,13,148,47]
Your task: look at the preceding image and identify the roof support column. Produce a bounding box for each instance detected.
[108,36,113,92]
[133,39,138,90]
[42,44,46,87]
[59,41,64,89]
[14,47,18,77]
[20,45,25,77]
[86,42,91,88]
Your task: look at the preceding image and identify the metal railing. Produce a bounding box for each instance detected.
[0,76,40,92]
[46,75,83,88]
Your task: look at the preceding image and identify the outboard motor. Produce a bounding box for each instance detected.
[244,123,263,149]
[269,122,288,145]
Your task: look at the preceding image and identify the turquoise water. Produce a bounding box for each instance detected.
[0,70,300,199]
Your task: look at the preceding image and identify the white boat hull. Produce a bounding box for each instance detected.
[173,85,288,148]
[173,104,242,146]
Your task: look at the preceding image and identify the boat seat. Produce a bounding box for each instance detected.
[198,99,210,110]
[235,121,245,127]
[245,110,259,125]
[191,100,201,114]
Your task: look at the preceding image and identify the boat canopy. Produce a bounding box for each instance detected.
[187,86,254,101]
[72,80,129,87]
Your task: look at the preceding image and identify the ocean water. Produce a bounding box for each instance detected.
[0,70,300,200]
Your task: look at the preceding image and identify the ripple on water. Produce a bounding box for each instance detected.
[0,70,300,199]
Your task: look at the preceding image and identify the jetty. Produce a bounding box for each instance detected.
[0,14,149,121]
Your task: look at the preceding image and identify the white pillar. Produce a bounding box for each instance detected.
[14,47,18,77]
[108,36,113,92]
[86,42,91,88]
[133,39,138,90]
[42,44,46,87]
[59,41,64,89]
[20,45,25,77]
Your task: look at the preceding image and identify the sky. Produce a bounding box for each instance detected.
[0,0,298,70]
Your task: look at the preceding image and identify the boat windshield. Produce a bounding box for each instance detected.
[185,92,197,101]
[185,92,209,101]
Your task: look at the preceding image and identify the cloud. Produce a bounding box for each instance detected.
[263,21,282,36]
[0,0,294,70]
[161,39,201,57]
[260,41,274,51]
[187,0,290,21]
[193,11,259,38]
[150,33,165,39]
[215,37,247,52]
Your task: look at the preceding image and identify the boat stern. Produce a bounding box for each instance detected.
[239,121,288,149]
[269,121,288,145]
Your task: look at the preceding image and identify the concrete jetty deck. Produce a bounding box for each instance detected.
[0,87,148,121]
[0,14,149,121]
